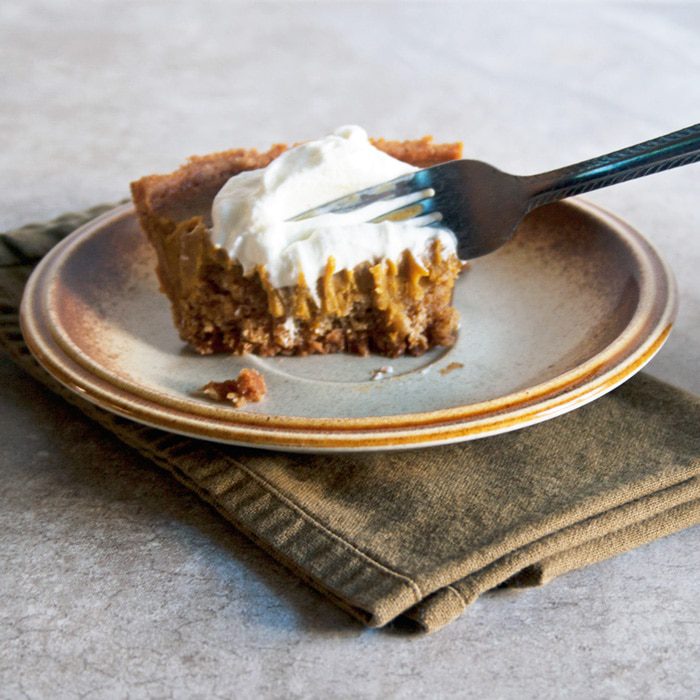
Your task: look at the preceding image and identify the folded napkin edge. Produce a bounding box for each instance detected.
[407,490,700,633]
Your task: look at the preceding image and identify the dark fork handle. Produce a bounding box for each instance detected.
[523,123,700,210]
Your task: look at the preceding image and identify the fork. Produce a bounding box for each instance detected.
[292,123,700,259]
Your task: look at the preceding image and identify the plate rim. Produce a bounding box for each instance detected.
[20,199,678,452]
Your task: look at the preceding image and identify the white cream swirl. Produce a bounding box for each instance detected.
[211,125,457,289]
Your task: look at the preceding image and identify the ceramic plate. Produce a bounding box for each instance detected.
[21,200,676,452]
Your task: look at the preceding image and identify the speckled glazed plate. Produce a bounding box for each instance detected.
[21,200,676,452]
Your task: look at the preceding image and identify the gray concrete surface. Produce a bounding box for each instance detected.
[1,1,698,698]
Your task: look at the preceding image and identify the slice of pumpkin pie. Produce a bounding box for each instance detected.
[130,126,464,358]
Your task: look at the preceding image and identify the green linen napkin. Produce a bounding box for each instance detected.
[1,206,698,632]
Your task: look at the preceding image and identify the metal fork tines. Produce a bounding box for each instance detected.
[290,171,442,228]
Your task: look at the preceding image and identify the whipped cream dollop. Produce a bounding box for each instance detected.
[211,125,457,289]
